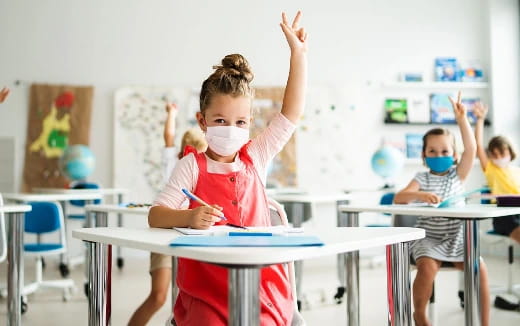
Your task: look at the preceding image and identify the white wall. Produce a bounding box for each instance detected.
[1,0,516,194]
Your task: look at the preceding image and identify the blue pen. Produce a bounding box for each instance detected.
[181,188,227,220]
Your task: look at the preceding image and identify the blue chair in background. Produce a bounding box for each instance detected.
[68,182,101,220]
[23,201,75,302]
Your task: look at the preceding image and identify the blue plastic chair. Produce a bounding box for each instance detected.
[366,192,394,227]
[23,201,75,301]
[68,182,101,220]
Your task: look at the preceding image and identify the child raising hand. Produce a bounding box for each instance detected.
[149,11,307,325]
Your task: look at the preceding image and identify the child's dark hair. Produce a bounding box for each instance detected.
[199,54,254,113]
[422,128,456,154]
[488,136,517,160]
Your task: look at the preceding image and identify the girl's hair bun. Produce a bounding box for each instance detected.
[213,54,254,83]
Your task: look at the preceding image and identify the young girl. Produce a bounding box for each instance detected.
[129,103,207,326]
[394,92,490,326]
[149,11,307,326]
[473,102,520,243]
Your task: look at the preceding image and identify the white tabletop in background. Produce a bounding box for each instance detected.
[3,192,103,202]
[0,204,32,213]
[339,204,520,219]
[32,187,128,196]
[73,226,424,266]
[270,193,351,203]
[85,204,149,215]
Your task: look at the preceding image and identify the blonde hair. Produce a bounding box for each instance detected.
[199,54,254,113]
[422,128,456,154]
[178,128,207,159]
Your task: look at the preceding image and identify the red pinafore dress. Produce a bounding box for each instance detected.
[173,144,294,325]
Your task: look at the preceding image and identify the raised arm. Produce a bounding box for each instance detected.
[394,179,442,204]
[164,102,178,147]
[279,11,308,124]
[449,91,476,181]
[0,87,10,103]
[473,102,489,171]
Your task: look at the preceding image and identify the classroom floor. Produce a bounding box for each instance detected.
[0,252,519,325]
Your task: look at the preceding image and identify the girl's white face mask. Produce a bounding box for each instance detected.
[205,126,249,157]
[491,156,511,168]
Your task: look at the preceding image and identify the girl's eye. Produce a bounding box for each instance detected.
[214,119,225,124]
[236,120,247,126]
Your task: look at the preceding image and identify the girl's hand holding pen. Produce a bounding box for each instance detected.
[189,205,224,229]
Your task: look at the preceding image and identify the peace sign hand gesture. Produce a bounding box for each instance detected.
[473,101,488,121]
[448,91,467,123]
[280,11,308,54]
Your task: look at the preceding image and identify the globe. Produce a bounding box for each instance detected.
[371,146,405,188]
[59,145,95,181]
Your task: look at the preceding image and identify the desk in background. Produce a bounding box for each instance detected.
[74,226,423,326]
[32,188,129,268]
[338,204,520,326]
[1,204,32,326]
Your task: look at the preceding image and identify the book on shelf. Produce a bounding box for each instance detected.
[461,97,480,124]
[434,57,459,82]
[407,96,430,123]
[405,133,423,159]
[430,93,455,124]
[384,98,408,123]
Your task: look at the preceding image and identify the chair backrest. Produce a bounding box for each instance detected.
[69,182,101,206]
[0,194,7,262]
[380,192,395,205]
[25,201,63,234]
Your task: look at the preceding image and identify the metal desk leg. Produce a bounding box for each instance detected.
[7,212,24,326]
[228,267,260,326]
[59,200,68,267]
[338,212,359,326]
[116,193,124,268]
[386,242,412,326]
[171,256,178,306]
[87,241,112,326]
[463,219,481,326]
[291,202,304,309]
[84,212,109,297]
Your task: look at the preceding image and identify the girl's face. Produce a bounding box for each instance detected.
[197,94,252,131]
[490,148,511,160]
[423,134,455,158]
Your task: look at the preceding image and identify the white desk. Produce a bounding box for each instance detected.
[73,226,424,326]
[269,192,351,307]
[338,204,520,326]
[1,204,32,326]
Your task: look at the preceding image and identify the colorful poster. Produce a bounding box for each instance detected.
[22,84,94,191]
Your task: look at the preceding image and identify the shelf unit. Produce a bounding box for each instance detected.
[378,81,489,90]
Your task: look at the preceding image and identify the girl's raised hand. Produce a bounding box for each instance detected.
[165,102,178,114]
[473,102,488,121]
[280,11,308,53]
[448,91,467,122]
[0,87,10,103]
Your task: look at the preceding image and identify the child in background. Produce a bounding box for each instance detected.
[394,92,490,326]
[0,87,10,103]
[149,11,307,326]
[128,103,207,326]
[474,102,520,243]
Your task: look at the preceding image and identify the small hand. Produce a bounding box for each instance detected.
[420,192,442,205]
[448,91,467,122]
[473,101,488,121]
[165,102,178,115]
[189,205,223,229]
[0,87,10,103]
[280,11,308,53]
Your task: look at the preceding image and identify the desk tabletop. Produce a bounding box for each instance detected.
[32,187,128,196]
[270,193,351,204]
[3,192,103,202]
[339,204,520,219]
[0,204,32,213]
[85,204,149,215]
[73,226,424,266]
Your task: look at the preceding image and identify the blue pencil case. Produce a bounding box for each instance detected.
[170,235,324,247]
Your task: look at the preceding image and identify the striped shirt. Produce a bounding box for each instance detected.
[411,167,465,262]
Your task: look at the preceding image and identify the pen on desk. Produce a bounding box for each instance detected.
[181,188,227,220]
[226,223,248,230]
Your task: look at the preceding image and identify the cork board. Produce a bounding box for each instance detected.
[22,84,94,191]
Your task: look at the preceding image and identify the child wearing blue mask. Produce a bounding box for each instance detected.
[394,91,490,326]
